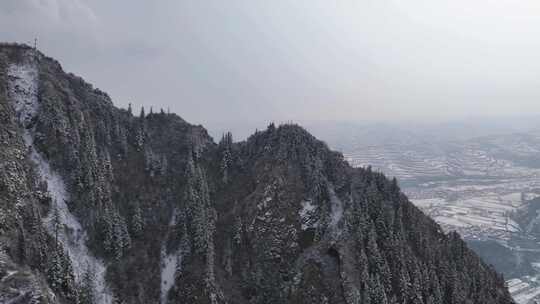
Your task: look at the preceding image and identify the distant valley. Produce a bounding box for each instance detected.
[307,122,540,304]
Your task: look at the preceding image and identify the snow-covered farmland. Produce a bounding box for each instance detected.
[334,125,540,303]
[411,192,523,240]
[508,277,540,304]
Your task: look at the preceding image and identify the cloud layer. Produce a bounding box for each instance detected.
[2,1,540,128]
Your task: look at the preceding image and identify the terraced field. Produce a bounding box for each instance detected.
[330,129,540,304]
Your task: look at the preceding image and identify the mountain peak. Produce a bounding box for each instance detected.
[0,45,515,304]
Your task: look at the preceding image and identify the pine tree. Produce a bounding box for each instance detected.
[136,106,146,150]
[104,209,131,260]
[233,214,242,245]
[61,253,78,301]
[120,215,131,251]
[117,123,128,156]
[428,268,443,304]
[220,148,231,183]
[140,106,145,119]
[366,226,386,276]
[131,202,144,237]
[113,212,124,260]
[101,207,114,254]
[79,265,96,304]
[47,249,63,291]
[51,200,61,248]
[219,132,233,183]
[114,219,122,260]
[184,152,212,255]
[369,274,388,304]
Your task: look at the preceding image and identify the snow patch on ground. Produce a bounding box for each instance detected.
[8,62,112,304]
[32,142,112,304]
[160,251,182,304]
[299,200,317,230]
[160,211,183,304]
[327,185,344,235]
[7,63,39,128]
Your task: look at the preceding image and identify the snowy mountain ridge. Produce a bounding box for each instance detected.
[0,43,515,304]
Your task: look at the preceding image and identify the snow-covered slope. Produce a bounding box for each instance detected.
[7,58,112,304]
[160,211,183,304]
[0,44,515,304]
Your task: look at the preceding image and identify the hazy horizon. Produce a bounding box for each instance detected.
[2,1,540,129]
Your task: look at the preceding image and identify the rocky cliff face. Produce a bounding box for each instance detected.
[0,43,514,304]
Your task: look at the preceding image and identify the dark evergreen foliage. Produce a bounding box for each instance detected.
[0,43,515,304]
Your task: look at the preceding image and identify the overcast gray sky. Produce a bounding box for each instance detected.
[2,0,540,129]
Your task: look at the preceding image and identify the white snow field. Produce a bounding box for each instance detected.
[160,211,182,304]
[8,59,112,304]
[335,126,540,303]
[160,251,178,304]
[508,277,540,304]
